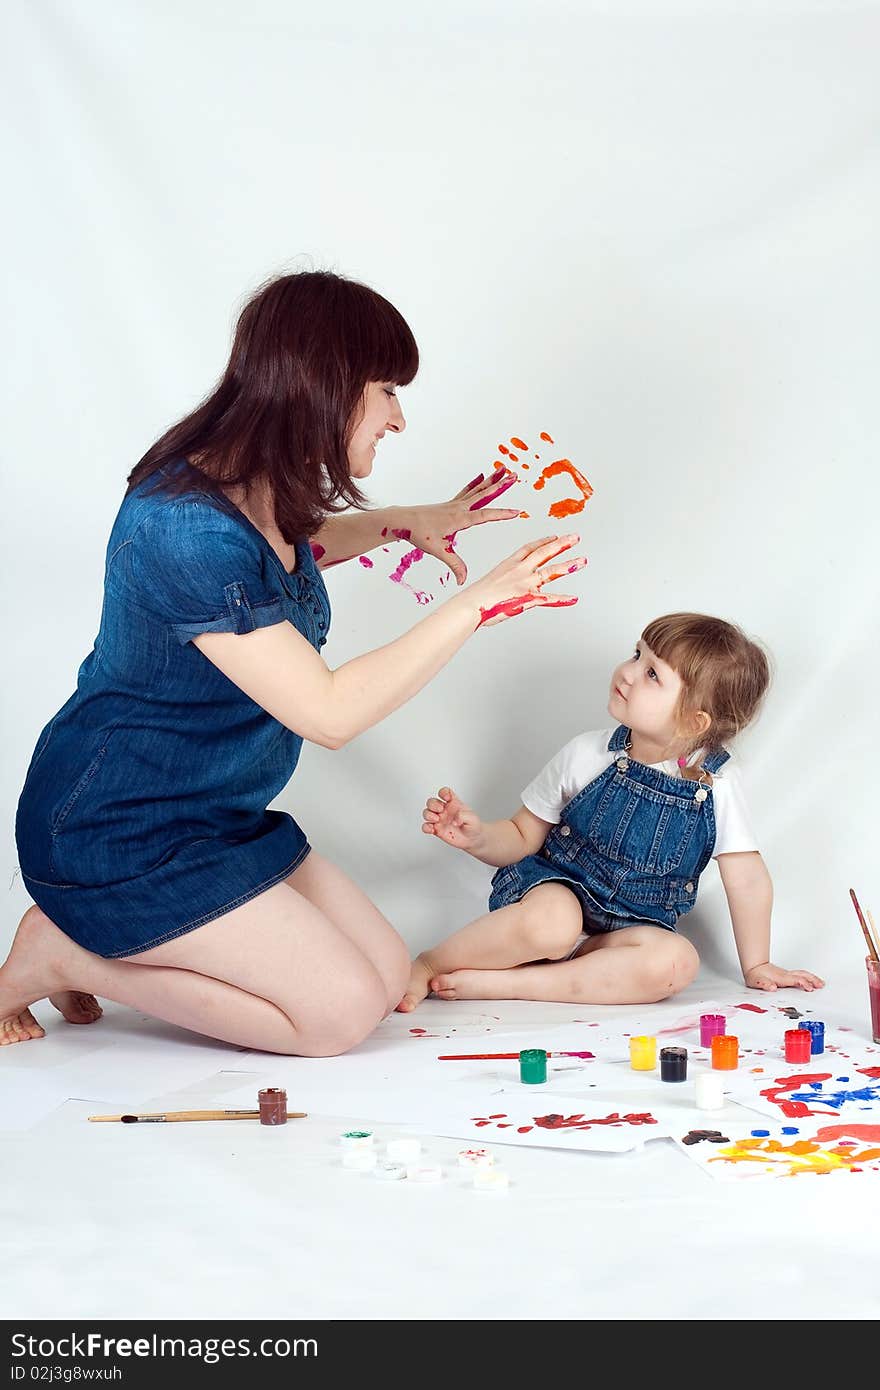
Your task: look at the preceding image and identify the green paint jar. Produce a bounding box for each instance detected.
[519,1048,548,1084]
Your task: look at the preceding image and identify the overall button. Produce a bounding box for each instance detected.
[685,881,694,893]
[559,825,571,838]
[616,757,629,772]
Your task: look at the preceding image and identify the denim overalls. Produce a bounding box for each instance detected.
[488,725,730,932]
[15,462,331,958]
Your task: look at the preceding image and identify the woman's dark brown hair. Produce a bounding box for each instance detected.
[126,270,419,540]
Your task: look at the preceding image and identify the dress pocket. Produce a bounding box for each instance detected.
[51,733,116,833]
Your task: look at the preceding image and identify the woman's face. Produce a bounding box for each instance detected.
[347,381,406,478]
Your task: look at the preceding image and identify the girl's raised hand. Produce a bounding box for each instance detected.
[390,468,521,585]
[465,533,587,628]
[422,786,484,852]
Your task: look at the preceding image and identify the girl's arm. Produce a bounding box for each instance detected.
[193,535,585,749]
[717,852,824,991]
[422,787,549,867]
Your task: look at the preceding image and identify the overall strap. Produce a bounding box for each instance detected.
[702,746,730,774]
[607,725,630,753]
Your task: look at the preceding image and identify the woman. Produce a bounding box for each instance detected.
[5,270,585,1055]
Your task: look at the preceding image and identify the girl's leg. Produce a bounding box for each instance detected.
[396,882,583,1012]
[0,876,396,1055]
[432,925,700,1005]
[285,850,410,1012]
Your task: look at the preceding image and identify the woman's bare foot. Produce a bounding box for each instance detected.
[0,906,102,1045]
[395,955,436,1012]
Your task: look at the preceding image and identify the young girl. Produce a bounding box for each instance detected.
[398,612,824,1010]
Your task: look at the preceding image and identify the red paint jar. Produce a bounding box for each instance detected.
[784,1029,811,1064]
[258,1087,288,1125]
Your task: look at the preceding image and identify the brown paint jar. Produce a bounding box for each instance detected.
[258,1087,288,1125]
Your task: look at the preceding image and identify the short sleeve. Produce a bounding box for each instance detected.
[521,732,609,824]
[712,764,760,857]
[124,500,286,645]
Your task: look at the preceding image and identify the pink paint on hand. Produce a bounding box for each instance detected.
[470,473,518,510]
[390,527,412,542]
[464,473,485,492]
[390,546,433,605]
[358,555,374,568]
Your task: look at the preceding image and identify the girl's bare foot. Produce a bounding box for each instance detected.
[395,955,436,1012]
[430,969,507,1001]
[0,906,102,1045]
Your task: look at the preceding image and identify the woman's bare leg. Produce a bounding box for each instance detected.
[396,882,583,1011]
[432,925,701,1005]
[0,878,394,1055]
[286,850,410,1011]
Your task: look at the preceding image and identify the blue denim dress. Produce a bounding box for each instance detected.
[488,725,730,933]
[15,463,331,958]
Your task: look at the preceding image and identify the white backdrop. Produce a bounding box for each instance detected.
[3,0,879,988]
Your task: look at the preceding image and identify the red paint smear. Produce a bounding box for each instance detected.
[517,1125,533,1133]
[539,431,554,443]
[479,593,577,625]
[736,1003,769,1014]
[409,1027,427,1035]
[310,543,326,561]
[815,1122,880,1145]
[358,555,373,568]
[859,1065,880,1079]
[510,437,528,451]
[533,459,594,519]
[761,1070,839,1118]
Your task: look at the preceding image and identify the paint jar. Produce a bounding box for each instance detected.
[519,1049,548,1084]
[340,1129,374,1150]
[797,1020,825,1056]
[699,1013,726,1048]
[629,1036,657,1071]
[659,1046,687,1082]
[258,1087,287,1126]
[784,1029,812,1064]
[868,956,880,1045]
[694,1072,724,1111]
[710,1035,739,1070]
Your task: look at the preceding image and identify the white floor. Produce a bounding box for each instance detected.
[3,961,878,1323]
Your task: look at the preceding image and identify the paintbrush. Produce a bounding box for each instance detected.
[437,1050,594,1061]
[867,907,880,961]
[88,1108,308,1123]
[849,888,879,963]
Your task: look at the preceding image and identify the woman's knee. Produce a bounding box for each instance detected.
[518,886,583,960]
[293,971,390,1057]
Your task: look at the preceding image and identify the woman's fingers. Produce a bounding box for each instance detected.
[467,506,522,526]
[469,470,519,511]
[534,556,589,588]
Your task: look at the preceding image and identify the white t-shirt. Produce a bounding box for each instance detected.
[520,728,758,859]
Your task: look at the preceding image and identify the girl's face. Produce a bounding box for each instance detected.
[347,381,406,479]
[608,639,686,746]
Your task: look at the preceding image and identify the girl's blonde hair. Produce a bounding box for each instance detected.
[641,613,771,754]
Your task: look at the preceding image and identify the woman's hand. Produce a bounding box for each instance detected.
[391,467,521,584]
[463,533,587,628]
[744,962,826,992]
[422,787,485,852]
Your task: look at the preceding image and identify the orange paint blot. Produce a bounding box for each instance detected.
[539,431,554,443]
[498,445,510,455]
[533,459,595,519]
[521,462,530,469]
[508,452,519,462]
[519,511,530,518]
[510,437,528,451]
